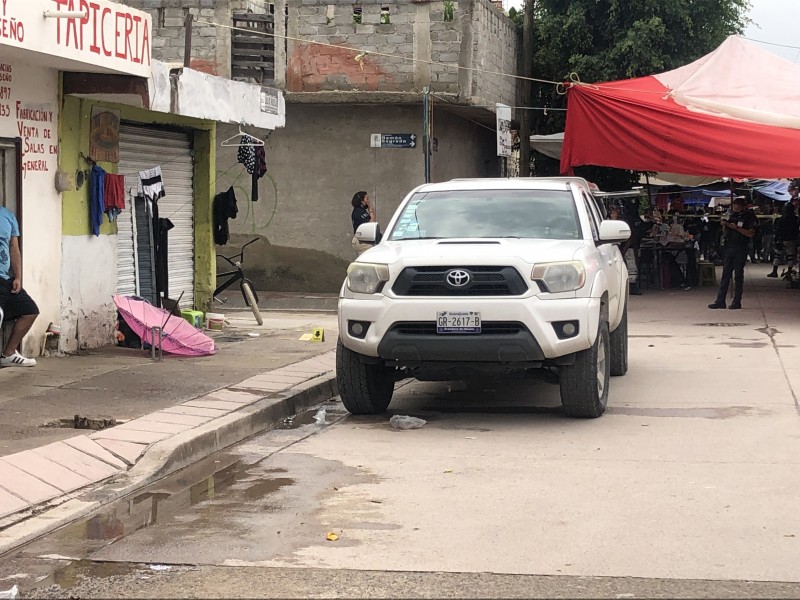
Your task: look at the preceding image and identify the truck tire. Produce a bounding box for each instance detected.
[559,321,610,418]
[336,339,394,415]
[610,302,628,376]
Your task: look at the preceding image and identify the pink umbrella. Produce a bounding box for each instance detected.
[113,295,216,357]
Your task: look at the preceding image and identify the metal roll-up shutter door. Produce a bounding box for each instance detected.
[117,125,195,307]
[116,194,138,297]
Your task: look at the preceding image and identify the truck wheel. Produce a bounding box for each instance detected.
[559,321,610,418]
[610,302,628,376]
[336,339,394,415]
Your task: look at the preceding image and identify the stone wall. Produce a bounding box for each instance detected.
[117,0,233,77]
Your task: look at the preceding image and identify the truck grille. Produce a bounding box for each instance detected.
[390,322,527,336]
[392,266,528,296]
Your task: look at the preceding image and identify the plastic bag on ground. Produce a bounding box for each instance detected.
[390,415,426,430]
[0,585,18,600]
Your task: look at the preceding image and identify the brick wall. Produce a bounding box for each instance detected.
[117,0,234,77]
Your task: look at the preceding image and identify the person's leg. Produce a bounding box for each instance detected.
[712,249,735,307]
[763,234,774,263]
[730,248,748,308]
[0,288,39,365]
[788,240,798,273]
[769,241,783,276]
[3,314,36,357]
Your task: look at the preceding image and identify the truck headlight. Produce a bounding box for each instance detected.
[347,263,390,294]
[531,261,586,293]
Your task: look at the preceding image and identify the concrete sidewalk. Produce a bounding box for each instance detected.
[0,307,340,535]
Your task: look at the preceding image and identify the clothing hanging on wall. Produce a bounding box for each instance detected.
[104,173,125,222]
[237,135,267,201]
[90,165,106,236]
[138,166,166,202]
[155,217,175,301]
[213,186,239,246]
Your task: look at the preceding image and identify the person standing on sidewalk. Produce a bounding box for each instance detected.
[0,206,39,367]
[351,191,376,256]
[708,198,756,310]
[768,186,800,278]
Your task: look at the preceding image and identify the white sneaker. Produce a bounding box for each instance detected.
[0,352,36,367]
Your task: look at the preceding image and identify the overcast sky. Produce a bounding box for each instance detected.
[744,0,800,62]
[502,0,800,63]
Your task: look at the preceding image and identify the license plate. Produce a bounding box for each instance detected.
[437,311,481,334]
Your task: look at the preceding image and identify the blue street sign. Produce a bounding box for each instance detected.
[371,133,417,149]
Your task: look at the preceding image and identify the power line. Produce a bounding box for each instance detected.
[742,36,800,51]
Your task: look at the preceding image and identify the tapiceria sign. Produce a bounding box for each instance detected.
[0,0,152,78]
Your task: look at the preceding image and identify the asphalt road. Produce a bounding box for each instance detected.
[5,269,800,598]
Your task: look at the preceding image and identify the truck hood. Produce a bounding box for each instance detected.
[357,238,589,266]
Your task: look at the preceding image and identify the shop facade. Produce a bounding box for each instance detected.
[0,0,153,355]
[58,97,215,352]
[2,0,286,355]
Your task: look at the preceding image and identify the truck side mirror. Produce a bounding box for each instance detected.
[355,222,381,244]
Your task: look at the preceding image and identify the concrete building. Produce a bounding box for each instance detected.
[1,0,286,356]
[121,0,521,292]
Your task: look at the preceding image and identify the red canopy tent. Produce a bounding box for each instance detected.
[561,36,800,179]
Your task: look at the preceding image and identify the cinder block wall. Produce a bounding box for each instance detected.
[118,0,234,77]
[285,0,519,104]
[118,0,520,107]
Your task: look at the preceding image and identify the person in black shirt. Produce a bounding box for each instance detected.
[351,191,374,233]
[708,198,757,310]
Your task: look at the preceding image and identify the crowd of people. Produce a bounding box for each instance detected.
[611,180,800,309]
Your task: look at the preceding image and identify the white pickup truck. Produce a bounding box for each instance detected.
[336,177,631,418]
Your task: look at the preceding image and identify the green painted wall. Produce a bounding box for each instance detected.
[60,95,216,309]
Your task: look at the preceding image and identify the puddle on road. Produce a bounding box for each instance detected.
[40,559,143,590]
[13,454,298,595]
[607,405,756,419]
[279,407,325,429]
[9,409,347,566]
[19,453,298,555]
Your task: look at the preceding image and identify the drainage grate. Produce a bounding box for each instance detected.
[41,416,119,430]
[695,323,748,327]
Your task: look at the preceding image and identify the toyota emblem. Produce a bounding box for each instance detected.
[446,269,471,287]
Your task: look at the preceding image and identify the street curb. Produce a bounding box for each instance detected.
[0,374,338,557]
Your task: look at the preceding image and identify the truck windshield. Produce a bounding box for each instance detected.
[387,190,582,241]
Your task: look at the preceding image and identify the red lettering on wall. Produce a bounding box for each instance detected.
[123,13,133,61]
[79,0,90,50]
[101,7,111,56]
[141,24,150,66]
[88,2,100,53]
[114,12,125,59]
[132,15,141,63]
[45,1,151,67]
[51,0,69,43]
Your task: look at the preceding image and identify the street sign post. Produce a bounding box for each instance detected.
[370,133,417,149]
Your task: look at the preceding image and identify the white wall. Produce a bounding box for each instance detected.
[0,58,60,356]
[60,236,118,352]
